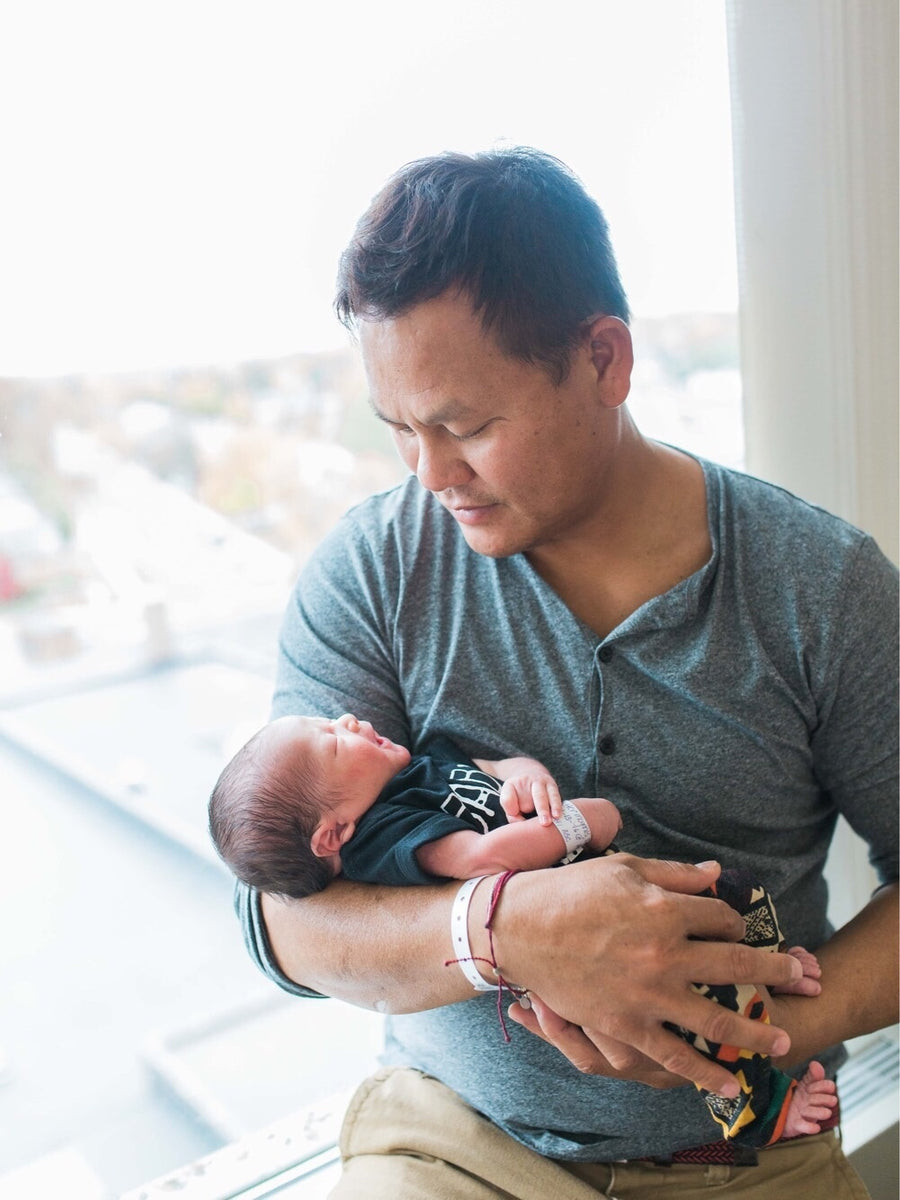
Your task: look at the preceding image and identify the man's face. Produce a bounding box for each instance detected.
[360,291,625,559]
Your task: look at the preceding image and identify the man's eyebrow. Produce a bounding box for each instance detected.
[369,405,403,426]
[369,399,472,427]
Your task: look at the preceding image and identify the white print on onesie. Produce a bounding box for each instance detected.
[440,767,501,834]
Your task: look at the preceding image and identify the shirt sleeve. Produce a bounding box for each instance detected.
[238,510,412,996]
[342,804,477,886]
[233,880,325,999]
[272,509,410,741]
[810,535,899,885]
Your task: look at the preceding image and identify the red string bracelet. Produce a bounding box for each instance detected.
[445,868,530,1042]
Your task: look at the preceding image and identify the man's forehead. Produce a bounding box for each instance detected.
[358,295,503,366]
[358,304,515,423]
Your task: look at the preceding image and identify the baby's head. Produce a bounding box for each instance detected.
[208,713,411,898]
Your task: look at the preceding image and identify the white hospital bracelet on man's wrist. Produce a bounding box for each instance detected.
[552,800,592,857]
[449,875,500,992]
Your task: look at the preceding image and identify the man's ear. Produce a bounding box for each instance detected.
[584,315,633,408]
[310,819,356,859]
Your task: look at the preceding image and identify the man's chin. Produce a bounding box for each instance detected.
[456,522,526,560]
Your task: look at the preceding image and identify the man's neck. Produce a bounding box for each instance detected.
[526,436,712,640]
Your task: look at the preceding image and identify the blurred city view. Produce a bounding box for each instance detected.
[0,316,743,1197]
[0,314,740,698]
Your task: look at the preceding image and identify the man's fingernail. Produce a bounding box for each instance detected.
[694,860,719,869]
[717,1081,740,1099]
[772,1034,790,1056]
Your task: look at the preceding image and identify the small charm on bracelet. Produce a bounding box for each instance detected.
[517,991,532,1010]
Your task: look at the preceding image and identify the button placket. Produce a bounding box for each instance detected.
[593,643,618,773]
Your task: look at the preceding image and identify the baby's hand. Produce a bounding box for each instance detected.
[500,772,563,826]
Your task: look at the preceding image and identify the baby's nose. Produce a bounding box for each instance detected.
[337,713,360,732]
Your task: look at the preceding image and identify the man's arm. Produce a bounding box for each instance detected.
[260,854,805,1096]
[768,882,898,1068]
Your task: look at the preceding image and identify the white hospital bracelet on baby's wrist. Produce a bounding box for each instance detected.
[449,875,500,992]
[552,800,592,857]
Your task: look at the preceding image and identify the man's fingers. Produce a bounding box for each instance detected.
[510,999,724,1092]
[671,986,791,1059]
[529,1000,609,1073]
[506,998,546,1040]
[508,997,742,1095]
[512,995,614,1073]
[622,1027,744,1097]
[581,1028,649,1076]
[683,939,802,991]
[622,854,723,896]
[510,998,678,1085]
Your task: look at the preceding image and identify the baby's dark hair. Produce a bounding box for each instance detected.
[208,726,335,899]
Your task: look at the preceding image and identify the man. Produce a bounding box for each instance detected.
[237,148,898,1197]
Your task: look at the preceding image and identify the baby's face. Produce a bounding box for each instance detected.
[264,713,411,823]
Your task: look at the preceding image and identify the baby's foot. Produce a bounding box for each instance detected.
[773,945,822,997]
[783,1061,838,1139]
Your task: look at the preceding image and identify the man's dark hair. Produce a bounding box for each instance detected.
[208,727,334,899]
[335,146,630,383]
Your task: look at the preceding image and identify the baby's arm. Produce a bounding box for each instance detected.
[415,796,622,880]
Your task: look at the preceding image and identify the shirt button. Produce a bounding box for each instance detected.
[599,735,616,755]
[598,645,614,663]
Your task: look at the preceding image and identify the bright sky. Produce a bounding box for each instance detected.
[0,0,737,376]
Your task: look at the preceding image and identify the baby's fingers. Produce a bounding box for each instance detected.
[500,779,529,819]
[532,778,563,826]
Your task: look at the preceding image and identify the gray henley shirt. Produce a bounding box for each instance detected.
[237,456,898,1161]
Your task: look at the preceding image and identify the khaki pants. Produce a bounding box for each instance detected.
[329,1067,870,1199]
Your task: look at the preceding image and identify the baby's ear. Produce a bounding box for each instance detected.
[310,819,356,858]
[311,820,342,858]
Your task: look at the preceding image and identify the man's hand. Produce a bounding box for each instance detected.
[507,995,697,1090]
[482,854,802,1097]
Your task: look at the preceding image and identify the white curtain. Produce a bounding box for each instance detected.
[726,0,898,929]
[726,0,898,568]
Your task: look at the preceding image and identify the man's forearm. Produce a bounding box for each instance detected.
[771,881,899,1069]
[259,855,810,1096]
[261,878,474,1013]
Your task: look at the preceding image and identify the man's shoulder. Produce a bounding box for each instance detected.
[706,459,897,627]
[713,461,862,542]
[709,459,883,569]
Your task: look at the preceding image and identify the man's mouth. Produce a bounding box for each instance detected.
[448,501,497,524]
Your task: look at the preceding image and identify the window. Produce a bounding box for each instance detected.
[2,3,750,1195]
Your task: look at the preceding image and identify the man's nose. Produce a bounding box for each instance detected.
[415,435,473,493]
